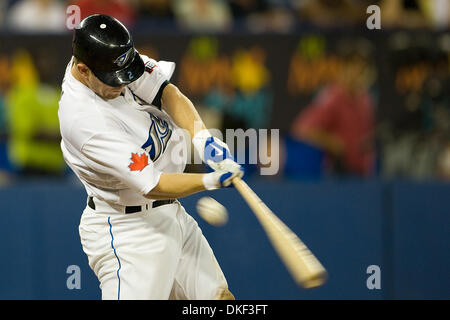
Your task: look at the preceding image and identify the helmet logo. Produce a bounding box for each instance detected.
[114,48,133,67]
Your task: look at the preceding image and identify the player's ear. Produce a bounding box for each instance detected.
[76,62,91,78]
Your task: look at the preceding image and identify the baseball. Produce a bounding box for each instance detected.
[196,197,228,226]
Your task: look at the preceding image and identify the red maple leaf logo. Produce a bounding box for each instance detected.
[128,152,149,171]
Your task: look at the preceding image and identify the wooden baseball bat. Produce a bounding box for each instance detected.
[232,178,327,289]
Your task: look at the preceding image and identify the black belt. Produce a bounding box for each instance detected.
[88,197,175,214]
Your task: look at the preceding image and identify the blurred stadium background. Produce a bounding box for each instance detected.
[0,0,449,299]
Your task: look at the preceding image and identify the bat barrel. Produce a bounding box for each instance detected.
[297,269,327,289]
[232,177,328,289]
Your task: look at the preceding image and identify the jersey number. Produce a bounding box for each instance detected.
[141,113,172,162]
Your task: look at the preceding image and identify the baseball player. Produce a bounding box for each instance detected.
[58,14,243,300]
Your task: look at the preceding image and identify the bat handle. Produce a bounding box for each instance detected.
[232,176,245,189]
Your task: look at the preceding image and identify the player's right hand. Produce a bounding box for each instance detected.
[202,165,244,190]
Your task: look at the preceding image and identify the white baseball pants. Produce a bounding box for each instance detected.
[78,199,229,300]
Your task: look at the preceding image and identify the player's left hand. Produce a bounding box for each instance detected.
[203,136,232,164]
[192,130,244,178]
[193,130,233,165]
[203,137,245,177]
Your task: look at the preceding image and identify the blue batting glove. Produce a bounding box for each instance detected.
[203,136,233,164]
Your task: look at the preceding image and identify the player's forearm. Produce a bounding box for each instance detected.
[161,84,206,139]
[161,84,236,165]
[146,172,206,200]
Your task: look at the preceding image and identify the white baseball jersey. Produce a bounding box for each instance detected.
[59,55,186,206]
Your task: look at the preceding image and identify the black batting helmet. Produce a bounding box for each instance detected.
[72,14,145,87]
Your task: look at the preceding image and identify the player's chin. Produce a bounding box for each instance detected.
[103,90,122,100]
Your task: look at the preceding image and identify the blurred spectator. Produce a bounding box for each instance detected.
[138,0,174,19]
[379,34,450,180]
[428,0,450,29]
[248,6,295,32]
[6,50,65,176]
[290,44,377,177]
[6,0,66,33]
[0,54,12,183]
[229,0,294,32]
[380,0,430,28]
[437,142,450,180]
[172,0,232,33]
[229,0,267,30]
[135,0,176,30]
[229,0,269,19]
[0,1,6,28]
[294,0,366,28]
[70,0,137,28]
